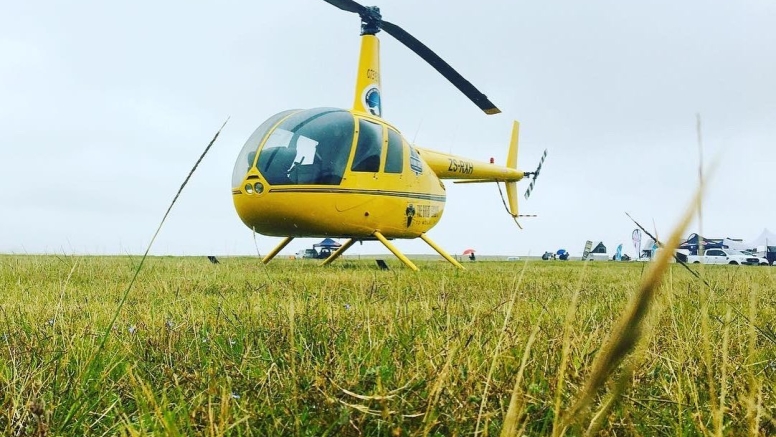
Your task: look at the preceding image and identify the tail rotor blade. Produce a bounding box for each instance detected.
[535,149,547,176]
[523,149,548,199]
[524,180,535,199]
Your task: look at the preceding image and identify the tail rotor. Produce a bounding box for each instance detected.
[524,149,548,200]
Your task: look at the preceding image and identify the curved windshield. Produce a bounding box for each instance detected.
[257,108,355,185]
[232,109,298,187]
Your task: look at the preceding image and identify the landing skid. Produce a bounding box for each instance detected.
[371,232,464,270]
[263,233,464,271]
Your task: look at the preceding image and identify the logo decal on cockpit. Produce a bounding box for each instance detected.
[363,86,381,116]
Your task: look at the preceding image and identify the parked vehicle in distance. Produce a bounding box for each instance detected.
[296,249,318,259]
[687,248,760,265]
[740,250,770,265]
[295,247,334,260]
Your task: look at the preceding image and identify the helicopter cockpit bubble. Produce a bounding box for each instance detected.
[253,108,355,186]
[232,109,298,188]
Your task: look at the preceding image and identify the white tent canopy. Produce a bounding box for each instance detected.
[722,238,750,251]
[747,228,776,248]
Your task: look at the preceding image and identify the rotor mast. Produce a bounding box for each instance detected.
[352,7,383,116]
[324,0,500,115]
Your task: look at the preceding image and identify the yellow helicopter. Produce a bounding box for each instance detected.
[231,0,547,270]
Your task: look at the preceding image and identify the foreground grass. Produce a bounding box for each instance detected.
[0,255,774,435]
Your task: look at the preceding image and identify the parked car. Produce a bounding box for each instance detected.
[687,249,760,265]
[740,250,770,266]
[296,247,333,259]
[296,249,318,259]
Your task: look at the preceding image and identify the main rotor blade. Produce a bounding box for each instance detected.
[381,20,501,115]
[321,0,366,15]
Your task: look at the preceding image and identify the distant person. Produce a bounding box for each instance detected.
[469,253,476,261]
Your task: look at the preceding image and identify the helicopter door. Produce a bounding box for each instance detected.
[384,129,404,174]
[351,119,383,172]
[335,119,384,213]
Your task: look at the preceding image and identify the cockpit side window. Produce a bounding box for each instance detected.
[352,119,383,172]
[385,129,404,174]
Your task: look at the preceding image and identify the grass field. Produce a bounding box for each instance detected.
[1,255,774,436]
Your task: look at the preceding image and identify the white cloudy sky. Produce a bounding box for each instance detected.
[2,0,774,258]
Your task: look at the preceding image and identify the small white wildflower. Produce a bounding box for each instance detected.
[344,304,352,310]
[46,319,55,326]
[231,392,241,399]
[128,325,137,334]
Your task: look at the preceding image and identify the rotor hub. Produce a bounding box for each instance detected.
[360,6,382,35]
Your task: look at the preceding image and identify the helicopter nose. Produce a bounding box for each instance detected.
[233,177,267,231]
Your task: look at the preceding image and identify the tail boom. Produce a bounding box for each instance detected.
[416,121,523,218]
[414,148,524,181]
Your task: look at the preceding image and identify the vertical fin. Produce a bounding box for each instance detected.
[352,35,382,117]
[504,121,520,217]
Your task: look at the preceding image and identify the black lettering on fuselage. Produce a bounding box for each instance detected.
[366,69,380,81]
[447,159,474,175]
[415,204,441,218]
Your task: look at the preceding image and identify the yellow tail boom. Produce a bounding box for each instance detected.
[415,120,523,217]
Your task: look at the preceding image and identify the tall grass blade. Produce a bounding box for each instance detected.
[559,181,705,433]
[500,323,541,437]
[56,119,228,431]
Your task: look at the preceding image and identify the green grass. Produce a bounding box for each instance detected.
[1,255,774,436]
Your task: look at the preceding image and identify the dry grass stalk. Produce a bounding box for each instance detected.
[500,323,541,437]
[475,265,528,436]
[584,360,635,437]
[701,286,718,436]
[558,186,703,434]
[746,285,761,436]
[714,307,732,437]
[420,314,479,437]
[551,262,589,437]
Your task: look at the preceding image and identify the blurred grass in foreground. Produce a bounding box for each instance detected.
[1,255,774,436]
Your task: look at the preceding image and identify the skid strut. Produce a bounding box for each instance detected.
[420,233,465,269]
[321,238,357,266]
[373,231,418,271]
[262,237,294,264]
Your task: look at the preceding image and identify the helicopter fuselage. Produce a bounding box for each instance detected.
[232,107,448,239]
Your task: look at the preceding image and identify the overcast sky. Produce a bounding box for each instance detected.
[2,0,774,258]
